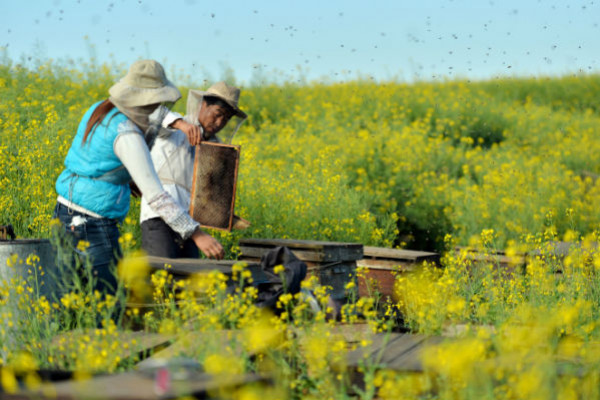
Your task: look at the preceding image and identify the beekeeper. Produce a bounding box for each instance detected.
[53,60,224,296]
[140,81,247,258]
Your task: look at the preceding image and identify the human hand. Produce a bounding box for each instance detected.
[191,229,224,259]
[172,119,202,145]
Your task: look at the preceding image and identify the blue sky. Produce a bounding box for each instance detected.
[2,0,599,85]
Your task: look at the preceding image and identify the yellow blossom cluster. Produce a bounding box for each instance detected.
[2,58,600,398]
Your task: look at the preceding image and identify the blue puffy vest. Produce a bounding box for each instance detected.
[55,101,136,220]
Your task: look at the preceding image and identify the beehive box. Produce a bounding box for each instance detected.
[453,241,598,272]
[454,246,526,277]
[123,256,269,315]
[238,238,363,301]
[144,256,268,285]
[189,142,240,231]
[357,246,440,301]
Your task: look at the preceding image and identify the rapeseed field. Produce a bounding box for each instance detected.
[1,59,600,399]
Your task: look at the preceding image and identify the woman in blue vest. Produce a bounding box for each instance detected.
[53,59,224,296]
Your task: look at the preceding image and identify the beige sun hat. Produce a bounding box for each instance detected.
[202,81,247,119]
[108,60,181,107]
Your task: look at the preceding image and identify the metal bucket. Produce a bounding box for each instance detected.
[0,239,58,300]
[0,239,59,363]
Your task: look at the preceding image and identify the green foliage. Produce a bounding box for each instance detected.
[1,59,600,253]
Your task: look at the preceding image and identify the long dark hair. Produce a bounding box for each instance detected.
[82,100,116,144]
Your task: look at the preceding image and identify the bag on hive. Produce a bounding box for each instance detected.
[254,246,307,312]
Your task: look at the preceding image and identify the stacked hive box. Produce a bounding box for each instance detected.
[357,246,440,301]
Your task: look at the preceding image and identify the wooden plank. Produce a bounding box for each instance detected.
[346,332,406,366]
[345,333,441,390]
[356,258,416,272]
[239,246,328,262]
[240,238,362,250]
[385,335,446,371]
[239,245,362,263]
[329,323,371,343]
[362,246,440,264]
[346,334,448,373]
[455,246,527,266]
[455,246,507,256]
[291,324,373,347]
[145,256,269,283]
[455,248,525,268]
[378,335,428,366]
[465,253,519,266]
[528,241,598,259]
[7,371,266,400]
[146,256,238,275]
[136,331,245,369]
[51,330,175,353]
[49,330,175,371]
[239,238,363,262]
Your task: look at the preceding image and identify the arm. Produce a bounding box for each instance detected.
[171,119,203,145]
[161,109,183,129]
[149,106,182,130]
[156,106,203,145]
[114,132,223,259]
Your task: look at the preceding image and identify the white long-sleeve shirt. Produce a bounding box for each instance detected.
[58,110,200,240]
[139,128,195,224]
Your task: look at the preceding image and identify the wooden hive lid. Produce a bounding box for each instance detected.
[362,246,440,263]
[239,238,363,262]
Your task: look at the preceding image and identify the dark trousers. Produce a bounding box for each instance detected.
[141,217,199,259]
[53,202,121,297]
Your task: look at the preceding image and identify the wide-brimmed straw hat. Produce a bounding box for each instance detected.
[108,60,181,107]
[202,81,247,119]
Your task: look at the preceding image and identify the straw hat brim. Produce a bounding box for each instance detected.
[108,79,181,107]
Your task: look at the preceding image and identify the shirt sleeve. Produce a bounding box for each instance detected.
[161,107,183,128]
[114,131,199,239]
[148,106,183,129]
